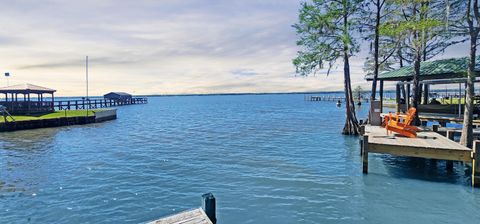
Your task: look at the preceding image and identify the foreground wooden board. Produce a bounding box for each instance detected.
[149,208,213,224]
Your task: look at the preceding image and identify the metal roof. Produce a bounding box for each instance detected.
[365,57,480,81]
[104,92,132,96]
[0,83,56,93]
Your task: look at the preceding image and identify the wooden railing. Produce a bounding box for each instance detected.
[54,97,148,110]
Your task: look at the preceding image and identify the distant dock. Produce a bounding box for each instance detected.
[55,97,147,111]
[305,95,369,102]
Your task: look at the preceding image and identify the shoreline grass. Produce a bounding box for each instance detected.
[0,110,99,123]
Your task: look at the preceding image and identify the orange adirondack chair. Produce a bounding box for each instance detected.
[384,108,420,138]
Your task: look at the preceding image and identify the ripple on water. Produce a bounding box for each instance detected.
[1,95,480,224]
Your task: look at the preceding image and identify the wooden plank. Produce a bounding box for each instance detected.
[149,208,213,224]
[368,143,472,162]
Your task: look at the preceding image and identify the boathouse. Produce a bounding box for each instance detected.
[104,92,132,101]
[366,57,480,117]
[362,57,480,187]
[0,83,56,115]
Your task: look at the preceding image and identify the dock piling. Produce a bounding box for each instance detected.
[362,135,369,174]
[446,130,455,172]
[202,193,216,224]
[473,141,480,187]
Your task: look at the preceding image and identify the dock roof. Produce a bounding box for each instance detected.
[0,83,56,94]
[365,57,480,81]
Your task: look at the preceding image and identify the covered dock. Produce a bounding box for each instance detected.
[362,57,480,187]
[366,57,480,117]
[0,83,56,115]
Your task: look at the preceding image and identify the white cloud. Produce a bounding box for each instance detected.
[0,0,468,96]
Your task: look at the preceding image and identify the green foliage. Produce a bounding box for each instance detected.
[293,0,362,76]
[353,85,364,100]
[1,110,99,123]
[381,0,459,64]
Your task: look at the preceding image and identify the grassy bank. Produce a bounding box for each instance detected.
[0,110,98,123]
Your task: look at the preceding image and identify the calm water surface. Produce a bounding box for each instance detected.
[1,94,479,224]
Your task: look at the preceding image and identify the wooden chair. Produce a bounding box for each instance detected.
[384,108,420,138]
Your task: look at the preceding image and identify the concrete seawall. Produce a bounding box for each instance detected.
[0,109,117,132]
[94,109,117,122]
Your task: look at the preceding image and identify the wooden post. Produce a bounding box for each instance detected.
[396,84,401,113]
[362,135,369,174]
[473,141,480,187]
[202,193,216,224]
[406,83,410,110]
[423,84,429,105]
[432,124,439,133]
[446,130,455,172]
[379,80,384,113]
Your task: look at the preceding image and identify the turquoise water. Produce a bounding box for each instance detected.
[1,94,479,224]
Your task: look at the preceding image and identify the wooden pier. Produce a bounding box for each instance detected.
[54,97,147,111]
[305,95,369,102]
[149,193,216,224]
[361,125,480,187]
[149,208,213,224]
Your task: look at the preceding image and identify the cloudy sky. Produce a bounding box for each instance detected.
[0,0,470,96]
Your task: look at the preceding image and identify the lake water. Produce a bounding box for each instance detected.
[1,94,479,224]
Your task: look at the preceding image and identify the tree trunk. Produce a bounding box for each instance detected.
[412,52,421,125]
[341,2,359,135]
[369,0,381,124]
[343,51,360,135]
[460,32,477,148]
[370,0,381,101]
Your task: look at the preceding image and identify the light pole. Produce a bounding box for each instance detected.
[86,56,89,117]
[4,72,10,87]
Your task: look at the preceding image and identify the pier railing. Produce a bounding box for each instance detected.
[55,97,148,111]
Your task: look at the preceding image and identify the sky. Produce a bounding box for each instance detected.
[0,0,470,96]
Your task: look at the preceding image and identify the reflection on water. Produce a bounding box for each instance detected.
[0,94,479,224]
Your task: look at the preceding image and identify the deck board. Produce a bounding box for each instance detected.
[149,208,213,224]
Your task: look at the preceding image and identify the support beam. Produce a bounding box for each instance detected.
[446,130,455,172]
[379,80,384,113]
[406,83,411,110]
[396,84,401,113]
[423,84,429,105]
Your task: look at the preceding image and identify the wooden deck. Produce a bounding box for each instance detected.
[149,208,213,224]
[361,125,480,186]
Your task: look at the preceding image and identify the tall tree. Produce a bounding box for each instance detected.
[382,0,457,124]
[460,0,480,148]
[293,0,362,135]
[361,0,396,101]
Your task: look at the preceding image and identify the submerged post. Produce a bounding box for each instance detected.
[362,135,369,174]
[473,141,480,187]
[202,193,216,224]
[446,130,455,172]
